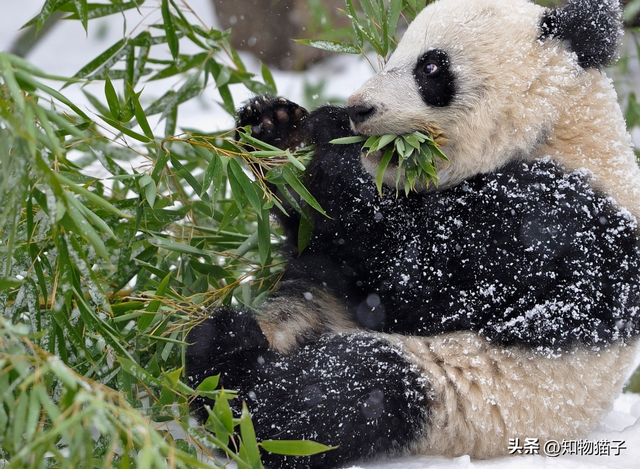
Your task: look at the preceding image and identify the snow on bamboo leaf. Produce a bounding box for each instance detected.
[331,131,449,195]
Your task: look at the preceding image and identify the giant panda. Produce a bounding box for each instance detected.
[186,0,640,468]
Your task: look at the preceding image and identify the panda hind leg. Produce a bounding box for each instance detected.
[185,308,276,423]
[237,96,309,150]
[186,309,430,469]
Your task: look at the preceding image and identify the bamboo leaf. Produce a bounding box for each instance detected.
[55,172,130,218]
[261,62,277,94]
[257,207,271,265]
[71,38,131,82]
[99,114,153,143]
[63,193,110,261]
[72,0,89,32]
[195,375,220,398]
[13,69,90,121]
[161,0,180,60]
[282,166,327,217]
[229,159,263,218]
[294,39,360,54]
[62,0,146,21]
[21,0,67,32]
[104,75,121,119]
[330,135,368,144]
[139,272,172,330]
[239,403,262,468]
[261,439,335,456]
[374,147,394,195]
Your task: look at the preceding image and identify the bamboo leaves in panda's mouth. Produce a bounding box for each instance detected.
[331,131,449,196]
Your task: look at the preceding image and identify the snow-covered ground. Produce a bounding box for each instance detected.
[2,1,639,468]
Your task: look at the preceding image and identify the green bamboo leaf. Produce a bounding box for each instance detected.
[13,70,90,121]
[237,127,281,151]
[294,39,360,54]
[149,53,207,82]
[104,75,121,119]
[211,389,234,444]
[285,149,306,171]
[55,172,130,218]
[63,192,110,260]
[257,207,271,265]
[72,0,89,32]
[140,173,157,207]
[127,88,153,139]
[344,0,364,48]
[218,83,235,115]
[144,72,201,123]
[48,356,79,392]
[239,403,262,469]
[261,439,335,456]
[139,272,172,330]
[74,194,116,237]
[133,32,151,87]
[117,356,163,387]
[13,391,28,449]
[62,0,146,21]
[71,37,131,82]
[220,203,242,231]
[25,387,42,442]
[0,277,24,291]
[201,150,221,198]
[21,0,67,32]
[297,211,314,254]
[195,375,220,398]
[375,147,394,195]
[161,0,180,59]
[149,236,212,259]
[32,105,64,157]
[378,134,396,149]
[261,62,277,94]
[330,135,368,145]
[169,155,203,195]
[99,114,152,143]
[0,54,26,112]
[33,385,61,423]
[625,0,640,21]
[388,0,403,42]
[403,133,421,149]
[282,166,327,217]
[0,401,7,436]
[229,159,263,218]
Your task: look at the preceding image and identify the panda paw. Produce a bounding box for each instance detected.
[185,308,273,401]
[236,96,309,150]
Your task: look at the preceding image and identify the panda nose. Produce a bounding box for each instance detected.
[347,105,376,124]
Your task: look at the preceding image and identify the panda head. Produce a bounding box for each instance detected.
[347,0,625,190]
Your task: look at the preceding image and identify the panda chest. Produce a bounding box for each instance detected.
[315,161,640,335]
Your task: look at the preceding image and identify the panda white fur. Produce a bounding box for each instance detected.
[186,0,640,467]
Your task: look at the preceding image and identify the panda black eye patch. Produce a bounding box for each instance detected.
[413,49,456,107]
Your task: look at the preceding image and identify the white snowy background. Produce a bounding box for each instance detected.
[1,1,639,468]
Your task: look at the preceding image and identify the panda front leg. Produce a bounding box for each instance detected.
[185,307,430,469]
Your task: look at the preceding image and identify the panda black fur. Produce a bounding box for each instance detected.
[186,0,640,468]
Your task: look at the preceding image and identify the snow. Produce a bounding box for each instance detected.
[2,2,639,468]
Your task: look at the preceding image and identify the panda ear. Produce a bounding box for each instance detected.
[538,0,623,69]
